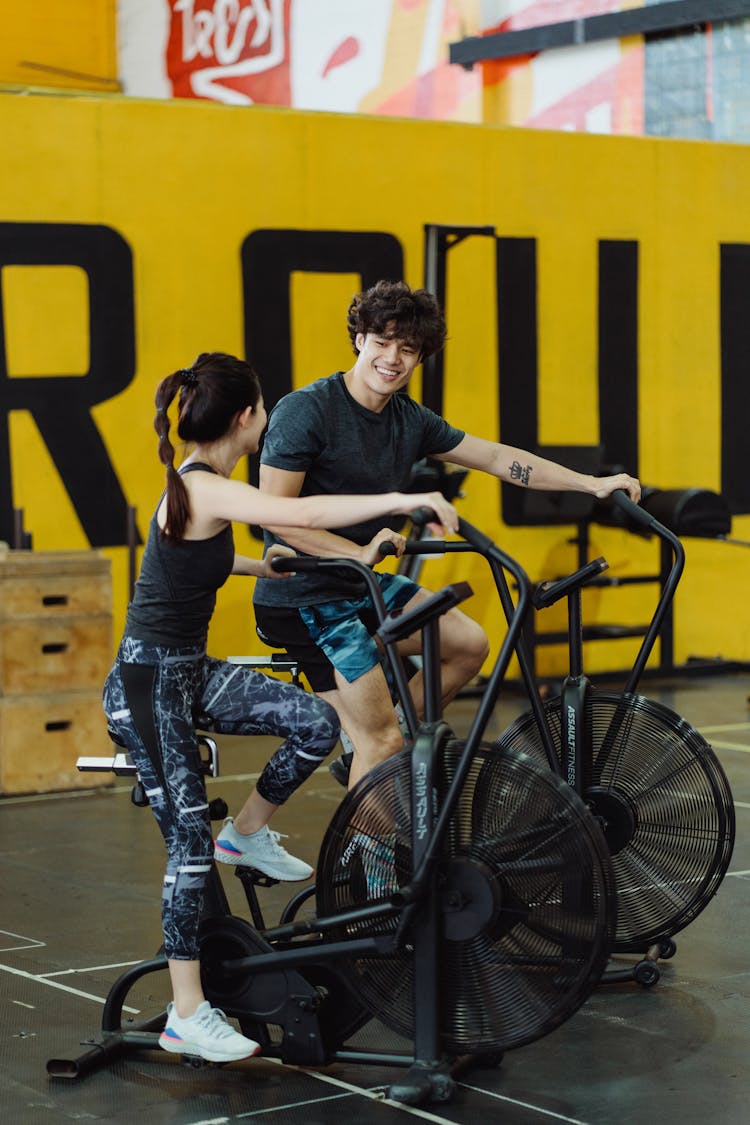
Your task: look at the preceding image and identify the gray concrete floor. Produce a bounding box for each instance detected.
[1,673,748,1124]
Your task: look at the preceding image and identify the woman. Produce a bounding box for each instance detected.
[103,352,457,1065]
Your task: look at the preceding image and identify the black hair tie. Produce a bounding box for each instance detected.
[181,367,198,387]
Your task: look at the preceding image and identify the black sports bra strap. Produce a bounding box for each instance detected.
[152,463,219,520]
[178,461,218,476]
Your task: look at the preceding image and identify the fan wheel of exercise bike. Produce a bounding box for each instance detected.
[496,690,735,952]
[316,742,616,1055]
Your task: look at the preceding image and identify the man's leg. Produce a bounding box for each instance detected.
[392,595,490,715]
[312,598,488,788]
[318,664,403,790]
[254,590,488,788]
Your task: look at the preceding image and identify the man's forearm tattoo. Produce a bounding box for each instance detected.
[510,460,533,486]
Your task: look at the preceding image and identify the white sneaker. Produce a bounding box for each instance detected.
[214,818,313,881]
[159,1001,260,1062]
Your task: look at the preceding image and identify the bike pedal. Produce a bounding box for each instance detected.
[180,1053,215,1069]
[329,751,353,787]
[234,867,280,889]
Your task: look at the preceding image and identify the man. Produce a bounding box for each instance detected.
[253,280,641,789]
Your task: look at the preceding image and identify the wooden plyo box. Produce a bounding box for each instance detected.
[0,550,114,795]
[0,615,112,695]
[0,691,111,795]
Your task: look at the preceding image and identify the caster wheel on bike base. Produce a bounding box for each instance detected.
[658,937,677,960]
[633,960,660,988]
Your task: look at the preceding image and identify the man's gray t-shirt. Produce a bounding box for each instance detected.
[253,372,464,606]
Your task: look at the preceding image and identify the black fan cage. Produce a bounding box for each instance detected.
[316,742,616,1055]
[496,690,736,951]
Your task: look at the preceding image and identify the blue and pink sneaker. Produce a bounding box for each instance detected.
[214,818,313,881]
[159,1000,260,1062]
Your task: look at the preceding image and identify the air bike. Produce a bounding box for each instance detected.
[387,489,735,987]
[48,510,618,1106]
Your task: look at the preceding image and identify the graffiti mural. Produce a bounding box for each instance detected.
[475,1,750,141]
[166,0,291,105]
[118,0,483,121]
[114,1,750,140]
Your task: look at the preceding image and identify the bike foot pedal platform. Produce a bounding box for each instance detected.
[180,1053,226,1069]
[234,868,280,889]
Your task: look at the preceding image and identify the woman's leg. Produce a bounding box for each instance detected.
[197,658,340,810]
[167,958,205,1019]
[104,647,215,1006]
[197,660,340,878]
[103,646,260,1060]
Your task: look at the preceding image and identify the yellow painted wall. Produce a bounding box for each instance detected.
[0,1,118,92]
[2,91,749,682]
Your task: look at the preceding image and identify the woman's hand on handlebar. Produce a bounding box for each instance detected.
[395,491,459,535]
[261,544,297,578]
[361,491,458,566]
[592,473,641,504]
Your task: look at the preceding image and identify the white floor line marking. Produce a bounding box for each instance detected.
[458,1083,590,1125]
[261,1060,464,1122]
[0,930,45,952]
[40,960,143,978]
[726,869,750,877]
[230,1090,357,1119]
[710,741,750,753]
[0,789,99,805]
[3,955,599,1123]
[0,962,139,1013]
[733,801,750,810]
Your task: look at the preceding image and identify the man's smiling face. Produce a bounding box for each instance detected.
[352,322,421,404]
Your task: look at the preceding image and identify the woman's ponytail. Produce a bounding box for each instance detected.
[154,371,191,540]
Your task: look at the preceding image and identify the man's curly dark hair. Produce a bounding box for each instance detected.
[346,280,446,360]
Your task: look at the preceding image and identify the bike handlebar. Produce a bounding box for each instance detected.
[609,487,659,533]
[409,506,440,526]
[376,516,498,559]
[608,488,685,691]
[533,556,609,610]
[271,556,320,574]
[272,519,529,597]
[378,538,448,558]
[377,581,474,647]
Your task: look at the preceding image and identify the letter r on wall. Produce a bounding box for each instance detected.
[0,222,136,546]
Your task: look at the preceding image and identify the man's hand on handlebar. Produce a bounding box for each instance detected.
[261,544,297,578]
[593,473,641,504]
[361,529,407,565]
[363,492,459,565]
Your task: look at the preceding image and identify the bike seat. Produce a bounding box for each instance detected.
[227,652,302,686]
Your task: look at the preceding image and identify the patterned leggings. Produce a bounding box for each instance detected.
[102,636,340,959]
